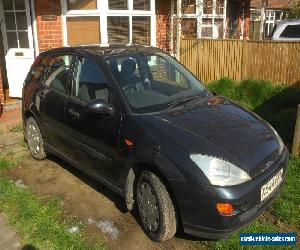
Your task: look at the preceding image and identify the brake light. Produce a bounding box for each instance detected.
[32,56,41,67]
[124,139,134,146]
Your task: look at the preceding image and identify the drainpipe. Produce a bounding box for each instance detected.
[259,0,267,40]
[176,0,182,60]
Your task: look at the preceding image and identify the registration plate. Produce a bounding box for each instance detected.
[261,169,283,202]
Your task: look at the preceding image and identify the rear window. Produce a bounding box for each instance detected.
[280,24,300,38]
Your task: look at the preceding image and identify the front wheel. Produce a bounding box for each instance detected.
[136,171,177,241]
[26,117,47,160]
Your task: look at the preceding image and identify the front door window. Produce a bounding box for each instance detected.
[1,0,30,50]
[72,57,109,103]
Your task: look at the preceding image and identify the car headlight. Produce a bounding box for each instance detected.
[269,125,285,155]
[190,154,252,186]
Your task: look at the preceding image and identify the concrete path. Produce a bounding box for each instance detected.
[0,106,22,133]
[0,132,28,159]
[0,132,27,250]
[0,214,21,250]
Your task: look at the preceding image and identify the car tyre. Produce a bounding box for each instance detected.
[136,171,177,241]
[26,117,47,160]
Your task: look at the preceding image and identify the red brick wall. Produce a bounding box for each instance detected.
[226,0,251,39]
[0,70,4,106]
[0,32,5,105]
[243,0,251,39]
[34,0,63,52]
[156,0,171,52]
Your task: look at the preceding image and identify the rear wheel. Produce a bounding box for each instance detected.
[26,117,47,160]
[136,171,177,241]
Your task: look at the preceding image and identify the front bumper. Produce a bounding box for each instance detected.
[171,149,289,239]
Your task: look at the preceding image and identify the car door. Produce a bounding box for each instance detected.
[38,54,73,152]
[64,54,122,185]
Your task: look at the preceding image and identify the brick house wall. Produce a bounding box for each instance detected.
[243,0,251,39]
[34,0,170,52]
[34,0,63,52]
[156,0,171,52]
[0,31,6,105]
[0,69,4,112]
[226,0,251,39]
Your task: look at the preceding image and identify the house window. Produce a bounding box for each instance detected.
[250,9,283,38]
[2,0,30,49]
[63,0,155,46]
[181,18,197,38]
[174,0,227,39]
[182,0,196,14]
[107,16,129,43]
[265,10,282,37]
[67,0,97,10]
[132,16,151,44]
[203,0,213,15]
[67,17,101,45]
[133,0,150,10]
[109,0,128,10]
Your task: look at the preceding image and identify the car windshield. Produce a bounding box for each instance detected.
[106,52,207,113]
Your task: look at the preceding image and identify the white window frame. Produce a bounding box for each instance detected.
[62,0,156,46]
[0,0,34,52]
[171,0,227,40]
[250,9,283,37]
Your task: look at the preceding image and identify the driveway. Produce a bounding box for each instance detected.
[2,132,207,250]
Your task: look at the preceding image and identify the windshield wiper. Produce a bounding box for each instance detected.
[166,92,206,111]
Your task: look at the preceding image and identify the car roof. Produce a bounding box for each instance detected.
[276,19,300,26]
[39,44,163,57]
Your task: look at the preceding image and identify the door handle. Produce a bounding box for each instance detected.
[68,108,80,119]
[38,91,45,99]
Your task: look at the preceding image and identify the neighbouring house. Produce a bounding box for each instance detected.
[249,0,293,39]
[0,0,251,101]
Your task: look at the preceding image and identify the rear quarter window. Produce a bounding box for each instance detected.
[25,56,49,85]
[44,55,73,94]
[280,24,300,38]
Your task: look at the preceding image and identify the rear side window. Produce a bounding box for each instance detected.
[72,57,108,102]
[280,24,300,38]
[44,55,73,94]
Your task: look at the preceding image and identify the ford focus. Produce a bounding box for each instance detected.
[22,44,288,241]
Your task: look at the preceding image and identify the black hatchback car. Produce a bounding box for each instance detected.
[22,44,288,242]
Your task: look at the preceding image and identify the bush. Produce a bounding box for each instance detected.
[238,79,284,109]
[208,78,240,102]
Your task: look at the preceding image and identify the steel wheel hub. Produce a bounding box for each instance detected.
[138,181,159,232]
[27,123,40,155]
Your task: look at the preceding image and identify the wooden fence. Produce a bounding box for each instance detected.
[180,39,300,85]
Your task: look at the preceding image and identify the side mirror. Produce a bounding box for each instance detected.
[86,99,114,116]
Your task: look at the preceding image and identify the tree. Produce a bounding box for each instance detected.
[287,0,300,18]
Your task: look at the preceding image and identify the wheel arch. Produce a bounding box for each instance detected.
[124,160,183,229]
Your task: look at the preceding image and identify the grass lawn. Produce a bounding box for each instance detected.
[205,79,300,249]
[0,158,105,250]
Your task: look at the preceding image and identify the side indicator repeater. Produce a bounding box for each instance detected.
[124,139,134,146]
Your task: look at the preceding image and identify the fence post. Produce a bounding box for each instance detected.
[241,39,247,81]
[292,104,300,156]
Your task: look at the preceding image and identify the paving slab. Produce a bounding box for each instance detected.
[0,108,22,133]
